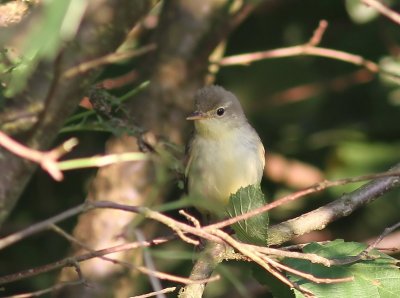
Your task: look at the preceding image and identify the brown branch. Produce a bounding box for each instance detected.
[0,203,88,250]
[0,237,171,285]
[0,131,78,181]
[1,278,85,298]
[362,0,400,25]
[135,230,164,294]
[366,221,400,253]
[265,256,352,284]
[0,131,148,181]
[64,44,157,78]
[268,163,400,245]
[131,287,177,298]
[1,167,399,294]
[178,242,228,298]
[206,169,400,232]
[50,224,132,268]
[2,169,399,252]
[217,19,400,80]
[220,42,379,73]
[308,20,328,46]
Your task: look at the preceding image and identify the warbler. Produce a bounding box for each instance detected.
[185,85,265,216]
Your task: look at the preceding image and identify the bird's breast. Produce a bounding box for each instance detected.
[188,129,264,206]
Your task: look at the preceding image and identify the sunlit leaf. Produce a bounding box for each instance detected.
[227,185,269,245]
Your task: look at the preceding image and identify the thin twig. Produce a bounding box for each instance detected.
[136,230,166,298]
[209,229,314,297]
[0,130,148,181]
[51,224,132,268]
[64,44,156,78]
[0,132,78,181]
[217,19,400,80]
[220,43,379,73]
[329,221,400,265]
[245,244,332,267]
[206,170,400,231]
[265,256,353,284]
[268,164,400,245]
[0,237,172,285]
[179,210,201,228]
[308,20,328,46]
[366,221,400,253]
[0,203,88,250]
[362,0,400,25]
[57,152,148,171]
[130,287,177,298]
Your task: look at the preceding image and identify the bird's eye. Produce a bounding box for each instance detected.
[216,107,225,116]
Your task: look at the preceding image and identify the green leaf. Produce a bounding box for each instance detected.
[226,185,269,246]
[284,240,400,298]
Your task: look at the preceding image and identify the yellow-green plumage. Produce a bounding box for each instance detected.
[186,85,265,215]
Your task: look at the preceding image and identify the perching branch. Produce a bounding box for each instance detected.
[3,166,399,296]
[181,163,400,297]
[362,0,400,25]
[268,162,400,245]
[218,20,399,81]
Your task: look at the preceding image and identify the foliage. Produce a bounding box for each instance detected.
[1,0,400,297]
[227,185,269,246]
[286,240,400,298]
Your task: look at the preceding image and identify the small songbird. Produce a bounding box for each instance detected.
[185,85,265,216]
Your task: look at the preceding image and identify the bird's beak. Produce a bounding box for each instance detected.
[186,111,208,120]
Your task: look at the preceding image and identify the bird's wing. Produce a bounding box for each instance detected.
[183,132,195,194]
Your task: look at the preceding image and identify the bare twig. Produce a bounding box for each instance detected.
[362,0,400,25]
[51,224,132,268]
[178,242,227,298]
[64,44,156,78]
[218,19,400,80]
[366,221,400,253]
[308,20,328,46]
[206,169,400,232]
[2,168,399,253]
[0,130,148,181]
[131,287,177,298]
[0,203,88,250]
[135,230,165,298]
[220,41,379,73]
[265,256,353,284]
[179,210,201,228]
[52,224,202,287]
[245,244,332,267]
[326,222,400,266]
[1,168,399,293]
[0,237,171,285]
[268,164,400,245]
[0,132,78,181]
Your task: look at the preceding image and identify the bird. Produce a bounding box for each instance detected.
[185,85,265,217]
